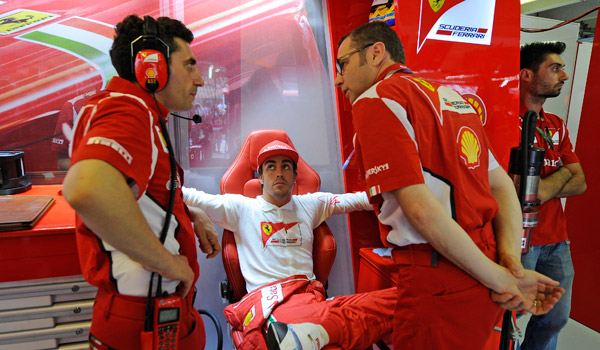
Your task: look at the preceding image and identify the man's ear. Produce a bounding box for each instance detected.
[370,41,387,66]
[520,68,533,83]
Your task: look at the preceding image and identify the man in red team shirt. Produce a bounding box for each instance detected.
[261,21,567,350]
[62,15,220,349]
[518,41,586,350]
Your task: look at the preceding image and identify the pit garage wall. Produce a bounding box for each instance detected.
[564,16,600,333]
[327,0,521,284]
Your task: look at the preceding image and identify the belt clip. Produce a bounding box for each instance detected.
[430,251,438,267]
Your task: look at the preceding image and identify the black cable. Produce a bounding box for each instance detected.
[144,271,155,332]
[499,310,513,350]
[198,309,223,350]
[7,132,63,151]
[521,6,599,33]
[144,93,178,330]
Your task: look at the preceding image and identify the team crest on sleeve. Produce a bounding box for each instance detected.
[457,126,481,169]
[260,221,301,248]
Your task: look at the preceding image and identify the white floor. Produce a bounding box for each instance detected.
[516,315,600,349]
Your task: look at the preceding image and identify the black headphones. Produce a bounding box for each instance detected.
[131,16,169,92]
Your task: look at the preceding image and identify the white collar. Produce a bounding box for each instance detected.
[258,195,296,212]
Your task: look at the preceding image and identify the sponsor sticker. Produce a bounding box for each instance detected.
[146,68,157,78]
[417,0,496,52]
[243,306,256,328]
[368,185,381,197]
[87,136,133,164]
[429,0,445,12]
[551,128,559,145]
[0,9,58,35]
[462,93,487,125]
[365,163,390,179]
[260,284,283,318]
[413,78,435,92]
[143,52,160,63]
[457,126,481,169]
[260,221,300,247]
[262,223,273,236]
[317,194,341,206]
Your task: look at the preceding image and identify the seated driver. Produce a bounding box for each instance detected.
[183,140,395,350]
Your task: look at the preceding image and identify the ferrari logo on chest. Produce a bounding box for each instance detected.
[262,223,273,235]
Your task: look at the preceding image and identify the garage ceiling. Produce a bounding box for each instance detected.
[521,0,599,39]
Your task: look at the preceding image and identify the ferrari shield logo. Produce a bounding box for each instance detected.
[0,9,58,35]
[262,223,273,235]
[429,0,445,12]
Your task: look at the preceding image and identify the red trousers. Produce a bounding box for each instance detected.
[225,275,395,350]
[392,230,504,350]
[89,289,205,349]
[274,286,395,349]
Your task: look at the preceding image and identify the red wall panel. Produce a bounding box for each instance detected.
[327,0,521,286]
[564,16,600,332]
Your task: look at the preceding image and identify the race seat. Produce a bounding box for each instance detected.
[218,129,337,348]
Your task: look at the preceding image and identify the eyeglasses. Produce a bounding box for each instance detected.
[336,43,374,76]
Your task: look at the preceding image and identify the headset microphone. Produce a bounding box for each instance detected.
[171,113,202,124]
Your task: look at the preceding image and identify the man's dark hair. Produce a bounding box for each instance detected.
[257,159,298,191]
[339,21,405,64]
[110,15,194,81]
[520,41,566,72]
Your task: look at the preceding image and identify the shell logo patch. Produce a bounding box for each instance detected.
[413,78,435,92]
[461,93,487,125]
[457,126,481,169]
[146,68,157,78]
[429,0,445,13]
